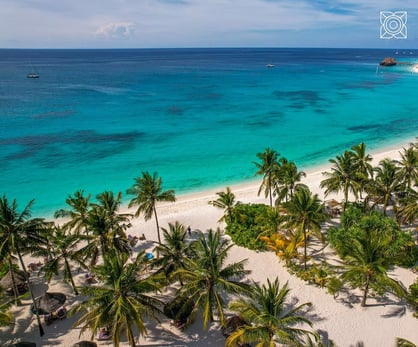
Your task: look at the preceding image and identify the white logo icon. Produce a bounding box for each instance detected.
[380,11,407,39]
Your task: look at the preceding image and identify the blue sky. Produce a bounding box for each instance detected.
[2,0,418,48]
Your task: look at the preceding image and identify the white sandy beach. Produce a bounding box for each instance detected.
[2,141,418,347]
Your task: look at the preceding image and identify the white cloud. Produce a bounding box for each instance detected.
[95,22,135,39]
[1,0,417,48]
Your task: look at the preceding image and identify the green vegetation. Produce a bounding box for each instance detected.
[0,196,48,336]
[173,229,251,329]
[328,207,417,267]
[208,186,240,224]
[1,139,417,344]
[226,278,318,346]
[226,203,271,250]
[127,171,176,244]
[283,188,328,270]
[151,221,192,285]
[407,278,418,317]
[36,223,83,295]
[254,147,280,207]
[72,250,163,347]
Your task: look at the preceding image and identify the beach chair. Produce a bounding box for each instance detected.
[96,327,111,341]
[44,313,53,325]
[85,273,95,284]
[55,306,67,319]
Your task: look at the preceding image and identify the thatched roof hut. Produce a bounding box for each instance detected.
[0,269,28,295]
[72,342,97,347]
[31,292,66,315]
[11,342,36,347]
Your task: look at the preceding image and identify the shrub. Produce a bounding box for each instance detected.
[328,207,418,267]
[407,278,418,318]
[225,203,270,250]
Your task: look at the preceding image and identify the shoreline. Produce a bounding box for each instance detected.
[43,137,416,222]
[2,138,417,346]
[112,137,415,224]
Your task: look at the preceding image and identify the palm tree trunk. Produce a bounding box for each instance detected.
[269,186,273,207]
[153,207,161,244]
[383,196,388,215]
[344,184,349,211]
[361,273,371,307]
[7,257,20,304]
[16,248,44,336]
[362,196,368,213]
[64,256,78,295]
[303,228,307,271]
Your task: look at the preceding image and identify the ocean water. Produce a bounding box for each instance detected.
[0,48,417,217]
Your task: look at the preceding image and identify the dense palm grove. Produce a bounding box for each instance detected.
[0,138,417,347]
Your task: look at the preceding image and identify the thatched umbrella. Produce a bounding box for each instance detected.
[0,269,28,295]
[221,315,247,337]
[31,292,66,315]
[325,199,341,208]
[72,342,97,347]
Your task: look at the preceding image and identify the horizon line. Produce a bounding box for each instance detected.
[0,46,416,51]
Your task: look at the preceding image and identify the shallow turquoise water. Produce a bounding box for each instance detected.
[0,48,417,217]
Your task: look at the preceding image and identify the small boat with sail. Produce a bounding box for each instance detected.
[27,62,39,78]
[27,73,39,78]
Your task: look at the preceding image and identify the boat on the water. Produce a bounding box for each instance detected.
[266,64,275,68]
[27,73,39,78]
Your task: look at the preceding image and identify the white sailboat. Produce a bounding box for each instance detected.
[27,62,39,78]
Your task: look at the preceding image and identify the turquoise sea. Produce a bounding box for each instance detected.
[1,48,417,217]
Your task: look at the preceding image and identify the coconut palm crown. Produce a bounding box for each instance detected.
[226,277,318,347]
[127,171,176,244]
[72,250,163,347]
[174,228,252,329]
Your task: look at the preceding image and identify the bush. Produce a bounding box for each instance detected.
[225,203,270,250]
[407,278,418,318]
[328,207,418,267]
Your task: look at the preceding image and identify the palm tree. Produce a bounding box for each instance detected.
[368,159,403,215]
[396,189,418,225]
[283,188,327,270]
[127,171,176,244]
[93,191,132,221]
[257,206,284,238]
[320,150,359,209]
[36,223,84,295]
[275,159,307,204]
[93,191,132,236]
[226,277,318,347]
[254,148,280,207]
[350,142,374,199]
[79,204,131,270]
[396,146,418,191]
[174,229,251,329]
[72,250,163,347]
[54,190,91,234]
[0,196,46,336]
[0,287,14,328]
[350,143,374,177]
[208,187,240,224]
[151,221,191,285]
[341,223,406,306]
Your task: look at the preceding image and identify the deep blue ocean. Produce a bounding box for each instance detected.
[1,48,417,217]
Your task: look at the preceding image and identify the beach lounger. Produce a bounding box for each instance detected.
[96,327,111,341]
